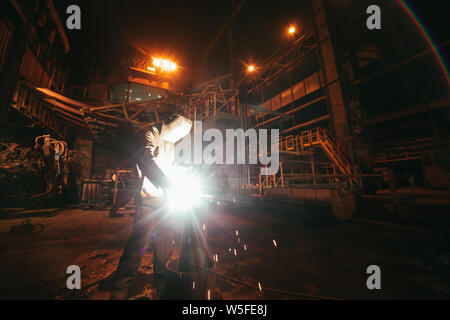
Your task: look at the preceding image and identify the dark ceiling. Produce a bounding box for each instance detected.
[54,0,448,86]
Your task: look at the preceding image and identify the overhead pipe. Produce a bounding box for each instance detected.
[44,0,70,54]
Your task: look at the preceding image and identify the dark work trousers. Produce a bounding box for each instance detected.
[111,194,173,300]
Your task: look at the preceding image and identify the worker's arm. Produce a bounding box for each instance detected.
[135,146,171,190]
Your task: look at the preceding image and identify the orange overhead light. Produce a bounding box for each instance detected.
[152,57,178,73]
[248,65,255,73]
[288,26,296,35]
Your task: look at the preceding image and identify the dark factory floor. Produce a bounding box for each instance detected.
[0,200,449,300]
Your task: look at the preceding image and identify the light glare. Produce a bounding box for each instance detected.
[165,167,202,214]
[152,57,178,73]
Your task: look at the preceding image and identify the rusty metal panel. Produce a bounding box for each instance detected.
[18,47,66,91]
[328,81,349,140]
[263,99,272,111]
[281,88,292,107]
[19,48,46,86]
[271,94,282,111]
[305,73,320,95]
[0,21,13,71]
[292,81,306,101]
[321,39,339,83]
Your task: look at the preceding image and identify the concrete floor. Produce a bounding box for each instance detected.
[0,200,449,300]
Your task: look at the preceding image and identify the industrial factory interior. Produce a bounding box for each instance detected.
[0,0,449,304]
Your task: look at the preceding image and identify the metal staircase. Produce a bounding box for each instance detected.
[279,128,357,178]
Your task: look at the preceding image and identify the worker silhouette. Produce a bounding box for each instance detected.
[111,116,192,300]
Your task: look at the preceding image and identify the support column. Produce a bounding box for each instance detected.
[0,13,30,127]
[311,0,351,153]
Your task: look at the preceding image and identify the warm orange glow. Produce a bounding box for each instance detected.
[146,66,156,72]
[152,57,178,73]
[248,65,255,73]
[288,26,296,35]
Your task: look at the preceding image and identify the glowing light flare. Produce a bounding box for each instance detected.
[152,57,178,73]
[165,166,203,214]
[288,26,296,35]
[248,65,255,73]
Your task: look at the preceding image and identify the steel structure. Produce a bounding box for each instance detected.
[11,76,239,143]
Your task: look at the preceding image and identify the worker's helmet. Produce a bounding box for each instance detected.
[159,116,192,144]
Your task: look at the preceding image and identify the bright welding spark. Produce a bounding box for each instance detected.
[244,244,248,251]
[164,166,203,214]
[234,249,237,256]
[214,254,219,263]
[258,282,262,292]
[193,281,196,290]
[273,240,278,247]
[207,290,211,300]
[235,230,239,237]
